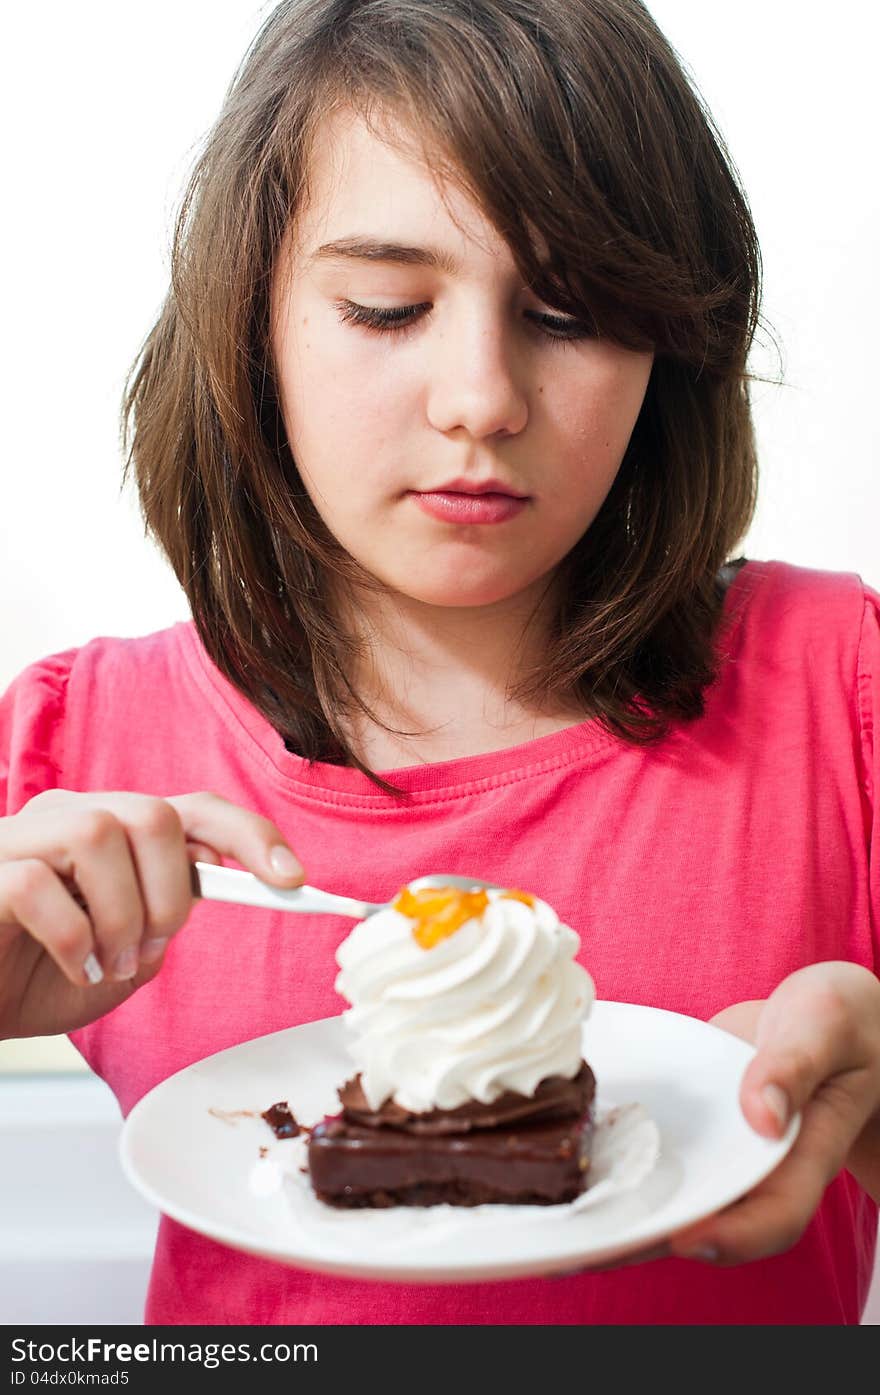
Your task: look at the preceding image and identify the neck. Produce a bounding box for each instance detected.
[339,575,587,768]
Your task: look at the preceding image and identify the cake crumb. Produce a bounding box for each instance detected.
[261,1100,301,1139]
[208,1107,256,1126]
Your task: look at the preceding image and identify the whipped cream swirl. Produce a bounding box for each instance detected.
[334,888,595,1113]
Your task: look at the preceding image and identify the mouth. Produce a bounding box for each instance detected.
[420,477,529,499]
[409,485,530,526]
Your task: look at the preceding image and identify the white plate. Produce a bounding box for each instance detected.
[119,1001,799,1283]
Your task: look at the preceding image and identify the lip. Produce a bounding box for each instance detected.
[410,490,529,525]
[425,477,529,498]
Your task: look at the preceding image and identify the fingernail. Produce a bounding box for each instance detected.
[140,937,169,964]
[269,846,303,880]
[83,952,104,985]
[761,1083,790,1131]
[679,1244,720,1264]
[113,945,139,980]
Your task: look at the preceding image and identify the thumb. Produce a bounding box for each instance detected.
[709,1000,798,1135]
[741,1004,836,1143]
[741,965,880,1138]
[738,1046,809,1141]
[737,969,863,1143]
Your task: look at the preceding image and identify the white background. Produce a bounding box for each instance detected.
[1,0,878,689]
[0,0,878,1324]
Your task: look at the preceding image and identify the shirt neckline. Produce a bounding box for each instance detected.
[177,559,762,806]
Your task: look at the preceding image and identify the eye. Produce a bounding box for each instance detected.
[529,311,598,341]
[333,300,597,341]
[334,300,428,336]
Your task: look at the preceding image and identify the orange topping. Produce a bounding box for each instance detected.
[393,885,490,949]
[392,883,538,948]
[500,888,537,907]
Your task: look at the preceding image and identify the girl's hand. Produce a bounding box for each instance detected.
[669,961,880,1265]
[0,789,306,1040]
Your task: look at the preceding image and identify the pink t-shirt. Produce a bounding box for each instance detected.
[2,559,879,1324]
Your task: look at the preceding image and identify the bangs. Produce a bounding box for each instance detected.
[301,0,758,369]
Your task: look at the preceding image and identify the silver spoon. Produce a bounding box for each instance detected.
[190,863,500,918]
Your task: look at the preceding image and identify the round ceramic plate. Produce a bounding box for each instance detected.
[119,1001,799,1283]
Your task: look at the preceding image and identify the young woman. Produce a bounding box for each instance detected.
[1,0,878,1324]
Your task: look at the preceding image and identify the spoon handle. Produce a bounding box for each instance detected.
[190,862,379,919]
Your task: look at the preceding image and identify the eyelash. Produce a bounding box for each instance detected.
[333,299,596,342]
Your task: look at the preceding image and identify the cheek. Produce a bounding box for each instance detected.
[549,354,651,463]
[275,326,409,493]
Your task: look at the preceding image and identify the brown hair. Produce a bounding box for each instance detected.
[122,0,764,794]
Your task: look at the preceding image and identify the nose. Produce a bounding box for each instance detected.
[425,311,529,440]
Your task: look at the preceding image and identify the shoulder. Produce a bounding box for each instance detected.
[733,559,871,662]
[63,621,195,691]
[3,621,196,707]
[739,556,867,612]
[1,623,196,810]
[719,560,880,749]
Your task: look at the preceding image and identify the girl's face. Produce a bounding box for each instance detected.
[271,108,654,611]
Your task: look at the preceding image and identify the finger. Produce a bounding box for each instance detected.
[708,1000,763,1043]
[740,1004,869,1144]
[185,843,223,866]
[669,1089,859,1265]
[1,804,145,979]
[670,1173,812,1266]
[738,965,880,1141]
[99,796,195,969]
[14,788,78,814]
[167,793,305,885]
[4,792,306,888]
[550,1241,671,1278]
[0,859,101,988]
[63,810,147,982]
[739,1048,833,1142]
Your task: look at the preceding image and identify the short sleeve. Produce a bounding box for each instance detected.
[855,584,880,967]
[0,650,78,816]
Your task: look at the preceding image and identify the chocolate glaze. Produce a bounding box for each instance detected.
[260,1100,301,1139]
[338,1062,596,1134]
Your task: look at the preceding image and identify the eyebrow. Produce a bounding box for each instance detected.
[307,236,462,276]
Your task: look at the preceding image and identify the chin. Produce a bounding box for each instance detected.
[393,572,541,609]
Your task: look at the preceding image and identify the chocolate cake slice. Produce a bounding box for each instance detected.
[307,1062,596,1207]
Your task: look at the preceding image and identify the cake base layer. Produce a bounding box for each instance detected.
[308,1111,593,1208]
